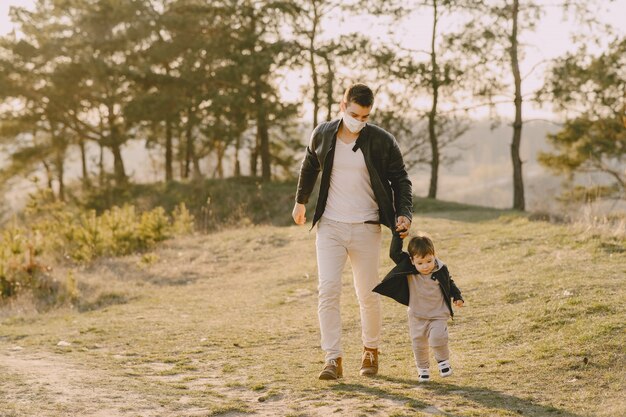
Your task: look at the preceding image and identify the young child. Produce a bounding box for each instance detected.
[373,231,464,382]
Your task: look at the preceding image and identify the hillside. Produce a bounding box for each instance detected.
[0,206,624,417]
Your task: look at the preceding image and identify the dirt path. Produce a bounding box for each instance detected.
[0,349,165,417]
[0,347,423,417]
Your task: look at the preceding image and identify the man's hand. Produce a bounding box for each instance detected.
[395,216,411,238]
[453,300,464,308]
[292,202,306,225]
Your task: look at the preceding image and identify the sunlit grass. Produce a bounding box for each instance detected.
[0,207,624,416]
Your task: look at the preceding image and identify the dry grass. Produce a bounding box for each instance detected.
[0,209,624,416]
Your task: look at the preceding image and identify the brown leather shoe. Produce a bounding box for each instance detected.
[319,357,343,380]
[360,347,378,376]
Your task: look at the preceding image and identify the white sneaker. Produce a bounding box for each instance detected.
[417,367,430,382]
[438,360,453,377]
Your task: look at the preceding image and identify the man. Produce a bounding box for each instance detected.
[292,83,413,380]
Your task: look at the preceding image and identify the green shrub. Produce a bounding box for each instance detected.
[0,225,56,300]
[172,203,195,235]
[78,177,309,231]
[101,205,140,256]
[138,207,171,246]
[0,198,195,304]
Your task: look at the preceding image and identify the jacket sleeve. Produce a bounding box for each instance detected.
[389,232,410,265]
[449,275,463,302]
[295,126,322,204]
[387,136,413,222]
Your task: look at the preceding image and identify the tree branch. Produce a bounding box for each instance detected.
[438,99,514,115]
[524,118,563,126]
[522,59,549,81]
[395,45,431,56]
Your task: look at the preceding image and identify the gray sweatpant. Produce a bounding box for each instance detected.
[408,313,450,369]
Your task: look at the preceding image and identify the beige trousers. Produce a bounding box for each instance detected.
[315,217,383,361]
[408,313,450,369]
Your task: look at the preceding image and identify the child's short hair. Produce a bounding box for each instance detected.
[407,233,436,258]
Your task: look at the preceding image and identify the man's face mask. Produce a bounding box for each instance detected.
[342,112,367,133]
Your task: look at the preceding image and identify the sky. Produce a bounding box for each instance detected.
[1,0,625,121]
[276,0,626,120]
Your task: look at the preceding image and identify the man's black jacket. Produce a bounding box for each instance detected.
[373,235,464,318]
[295,119,413,231]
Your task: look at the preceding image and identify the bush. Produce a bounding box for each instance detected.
[0,225,58,301]
[77,177,310,232]
[0,196,195,305]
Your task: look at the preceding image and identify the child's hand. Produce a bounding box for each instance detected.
[395,216,411,239]
[453,300,464,308]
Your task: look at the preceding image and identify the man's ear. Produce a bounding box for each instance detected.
[339,100,346,112]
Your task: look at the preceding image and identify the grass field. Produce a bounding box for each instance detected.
[0,207,624,417]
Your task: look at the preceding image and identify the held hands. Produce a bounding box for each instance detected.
[396,216,411,239]
[453,300,464,308]
[292,202,306,225]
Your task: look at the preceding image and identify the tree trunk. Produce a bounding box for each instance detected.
[234,134,241,177]
[258,114,270,182]
[184,107,194,179]
[309,8,320,129]
[215,141,225,179]
[56,151,65,202]
[79,138,91,188]
[110,142,127,185]
[250,134,258,178]
[510,0,525,211]
[107,105,127,185]
[255,84,271,182]
[42,160,54,197]
[192,153,202,180]
[165,117,173,183]
[427,0,440,199]
[324,53,334,121]
[99,141,105,187]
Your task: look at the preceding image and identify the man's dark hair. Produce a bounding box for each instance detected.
[343,83,374,108]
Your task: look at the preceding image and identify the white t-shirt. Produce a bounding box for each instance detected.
[322,138,379,223]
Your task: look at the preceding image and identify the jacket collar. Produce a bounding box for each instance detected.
[329,118,341,136]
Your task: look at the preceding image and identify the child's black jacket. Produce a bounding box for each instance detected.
[372,234,463,317]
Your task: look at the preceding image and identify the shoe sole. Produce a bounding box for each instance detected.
[359,368,378,377]
[319,372,342,380]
